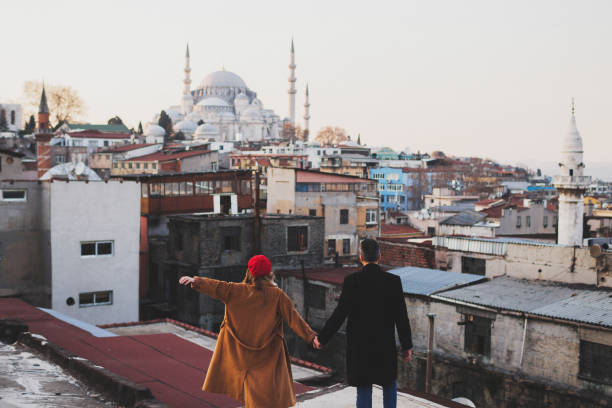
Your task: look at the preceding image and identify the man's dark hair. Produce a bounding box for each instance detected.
[360,239,380,263]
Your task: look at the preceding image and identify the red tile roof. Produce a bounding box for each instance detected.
[380,224,422,236]
[65,130,131,139]
[474,198,500,207]
[99,143,155,153]
[125,150,212,162]
[276,266,361,285]
[0,298,315,408]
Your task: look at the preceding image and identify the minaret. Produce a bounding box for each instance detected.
[181,43,193,115]
[288,39,297,125]
[553,99,591,246]
[36,85,52,179]
[303,83,310,141]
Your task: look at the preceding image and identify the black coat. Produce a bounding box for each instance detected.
[318,263,412,386]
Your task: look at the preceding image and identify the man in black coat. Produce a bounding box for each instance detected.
[314,239,412,408]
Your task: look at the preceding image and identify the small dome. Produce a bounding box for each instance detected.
[174,119,197,133]
[165,108,182,122]
[218,111,236,120]
[184,112,201,122]
[234,92,250,107]
[146,124,166,137]
[200,71,247,89]
[196,123,220,135]
[197,97,231,107]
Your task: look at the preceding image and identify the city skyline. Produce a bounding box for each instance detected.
[2,0,611,179]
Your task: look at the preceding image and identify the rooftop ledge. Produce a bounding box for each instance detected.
[552,175,591,187]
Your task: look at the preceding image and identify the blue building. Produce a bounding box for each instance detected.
[370,167,410,211]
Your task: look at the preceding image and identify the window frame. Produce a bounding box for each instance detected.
[366,209,377,225]
[463,314,492,357]
[342,238,351,255]
[579,340,612,385]
[1,189,27,202]
[287,225,308,252]
[340,209,349,225]
[78,290,113,308]
[80,240,114,258]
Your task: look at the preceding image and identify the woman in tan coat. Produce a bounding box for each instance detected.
[178,255,317,408]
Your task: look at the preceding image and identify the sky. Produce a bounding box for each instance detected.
[2,0,611,180]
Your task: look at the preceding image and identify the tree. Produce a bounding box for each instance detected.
[281,122,296,141]
[107,116,123,125]
[25,115,36,132]
[137,121,143,135]
[357,134,361,145]
[22,80,86,125]
[197,120,205,125]
[174,131,185,141]
[158,110,173,137]
[315,126,348,146]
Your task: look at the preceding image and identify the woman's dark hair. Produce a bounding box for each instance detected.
[360,239,380,262]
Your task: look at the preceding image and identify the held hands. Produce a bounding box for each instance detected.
[401,349,412,363]
[312,336,322,350]
[179,276,195,286]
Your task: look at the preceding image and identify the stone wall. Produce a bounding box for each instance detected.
[379,240,436,269]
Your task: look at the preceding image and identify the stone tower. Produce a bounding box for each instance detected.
[553,100,591,246]
[35,85,53,179]
[182,43,193,115]
[288,39,297,125]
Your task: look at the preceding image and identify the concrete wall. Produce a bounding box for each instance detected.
[181,151,219,172]
[496,204,557,236]
[50,181,140,325]
[266,167,296,214]
[0,152,28,180]
[0,181,51,306]
[440,244,599,285]
[439,224,496,237]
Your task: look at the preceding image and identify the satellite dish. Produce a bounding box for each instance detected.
[590,244,602,258]
[75,162,86,176]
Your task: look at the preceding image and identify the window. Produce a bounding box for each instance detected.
[152,163,157,169]
[553,216,558,227]
[55,154,65,164]
[136,163,141,169]
[212,162,218,171]
[371,173,385,180]
[309,209,317,216]
[79,291,113,307]
[113,163,118,168]
[340,209,349,224]
[464,314,492,357]
[128,163,133,169]
[80,241,114,257]
[427,227,436,236]
[287,226,308,252]
[579,341,612,385]
[222,227,241,251]
[366,209,377,225]
[327,239,336,256]
[10,110,15,125]
[342,239,351,255]
[1,189,27,202]
[461,256,486,276]
[543,216,548,228]
[569,169,574,176]
[307,284,326,310]
[516,216,522,228]
[144,163,148,169]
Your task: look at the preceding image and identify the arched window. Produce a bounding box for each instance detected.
[10,110,15,125]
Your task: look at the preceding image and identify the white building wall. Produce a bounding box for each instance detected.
[558,193,584,246]
[50,181,140,325]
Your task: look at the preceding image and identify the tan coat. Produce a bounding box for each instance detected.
[191,276,316,408]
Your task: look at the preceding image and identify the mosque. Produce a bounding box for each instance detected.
[146,40,309,143]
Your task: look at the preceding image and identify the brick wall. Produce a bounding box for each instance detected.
[379,240,435,269]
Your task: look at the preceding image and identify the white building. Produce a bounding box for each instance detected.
[50,181,140,325]
[553,102,591,246]
[0,102,23,134]
[148,41,306,142]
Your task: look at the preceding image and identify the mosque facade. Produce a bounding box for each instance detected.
[146,41,306,143]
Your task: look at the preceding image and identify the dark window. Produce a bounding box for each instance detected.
[516,216,522,228]
[427,227,436,236]
[81,243,96,256]
[307,284,326,310]
[287,226,308,252]
[464,314,492,357]
[1,189,27,201]
[79,290,113,307]
[526,216,531,227]
[543,216,548,228]
[309,209,317,217]
[340,209,349,224]
[97,242,113,255]
[342,239,350,254]
[569,169,574,176]
[461,256,486,276]
[327,239,336,256]
[579,340,612,384]
[10,110,15,125]
[222,227,241,251]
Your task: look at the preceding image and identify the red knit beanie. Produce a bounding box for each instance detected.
[248,255,272,278]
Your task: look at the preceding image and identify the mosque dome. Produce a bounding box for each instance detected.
[234,92,250,107]
[197,97,231,108]
[200,71,247,89]
[174,119,197,134]
[195,123,220,140]
[146,124,166,137]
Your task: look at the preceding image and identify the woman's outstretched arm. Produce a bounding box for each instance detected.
[179,276,235,303]
[278,291,316,345]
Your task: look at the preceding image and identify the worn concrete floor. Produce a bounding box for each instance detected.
[0,343,117,408]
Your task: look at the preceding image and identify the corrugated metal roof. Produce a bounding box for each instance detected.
[435,276,612,328]
[388,266,487,296]
[433,236,561,256]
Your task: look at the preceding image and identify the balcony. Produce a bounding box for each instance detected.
[552,175,591,189]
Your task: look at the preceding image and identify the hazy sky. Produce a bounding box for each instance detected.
[2,0,611,179]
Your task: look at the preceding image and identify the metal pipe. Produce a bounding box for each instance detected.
[519,317,528,367]
[425,312,436,393]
